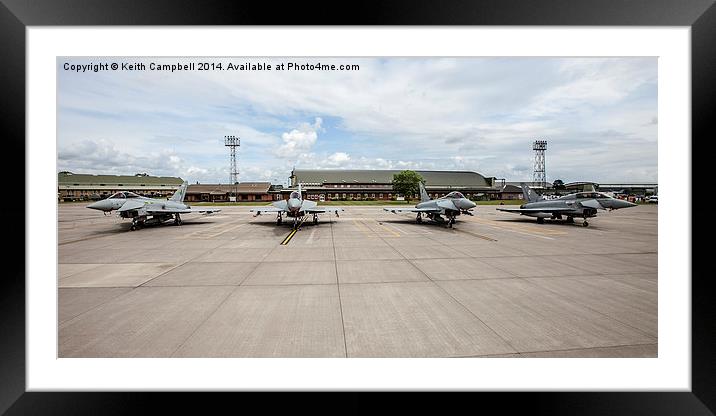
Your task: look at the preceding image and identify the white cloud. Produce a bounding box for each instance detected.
[275,117,323,159]
[58,57,658,183]
[326,152,351,166]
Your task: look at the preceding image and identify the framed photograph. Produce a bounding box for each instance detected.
[3,0,708,413]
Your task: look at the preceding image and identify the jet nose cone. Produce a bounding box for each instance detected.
[87,200,110,211]
[610,199,638,209]
[458,199,476,210]
[288,199,301,211]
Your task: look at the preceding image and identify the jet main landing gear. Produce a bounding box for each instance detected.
[174,214,182,226]
[313,214,319,225]
[416,213,423,224]
[582,220,589,227]
[130,218,144,231]
[277,213,283,225]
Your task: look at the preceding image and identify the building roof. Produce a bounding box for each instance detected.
[292,169,493,188]
[187,182,271,194]
[58,171,183,186]
[504,181,552,189]
[501,184,523,193]
[564,181,598,187]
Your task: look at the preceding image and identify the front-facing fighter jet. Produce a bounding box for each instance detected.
[86,182,220,231]
[496,183,637,227]
[383,182,476,228]
[250,183,342,229]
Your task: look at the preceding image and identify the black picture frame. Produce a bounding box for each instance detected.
[1,0,708,413]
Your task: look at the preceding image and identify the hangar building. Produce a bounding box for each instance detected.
[185,182,274,202]
[58,171,183,201]
[288,169,497,201]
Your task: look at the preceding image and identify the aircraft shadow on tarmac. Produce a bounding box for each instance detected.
[248,218,332,236]
[493,217,604,229]
[103,218,217,232]
[378,218,453,228]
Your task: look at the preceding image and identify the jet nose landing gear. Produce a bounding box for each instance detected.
[447,216,456,228]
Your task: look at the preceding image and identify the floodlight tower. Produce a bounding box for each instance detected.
[532,140,547,189]
[225,135,240,199]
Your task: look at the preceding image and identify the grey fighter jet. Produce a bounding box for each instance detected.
[87,182,220,230]
[250,183,342,229]
[496,183,637,227]
[383,182,476,228]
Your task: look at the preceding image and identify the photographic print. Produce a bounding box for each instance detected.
[57,56,657,358]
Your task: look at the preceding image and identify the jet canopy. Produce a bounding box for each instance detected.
[445,191,465,199]
[289,191,301,199]
[576,192,610,199]
[108,191,141,199]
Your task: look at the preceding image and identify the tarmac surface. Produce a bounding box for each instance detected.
[58,203,657,358]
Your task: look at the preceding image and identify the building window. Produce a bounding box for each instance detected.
[379,193,383,199]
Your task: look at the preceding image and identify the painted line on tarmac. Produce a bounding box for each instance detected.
[469,216,565,238]
[281,229,298,245]
[381,222,416,236]
[374,220,401,237]
[467,217,556,240]
[281,216,307,245]
[180,219,240,239]
[454,229,498,242]
[206,222,247,238]
[352,219,376,238]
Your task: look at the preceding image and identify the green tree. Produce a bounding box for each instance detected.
[391,170,424,203]
[553,179,565,190]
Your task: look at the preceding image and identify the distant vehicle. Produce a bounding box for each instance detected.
[251,183,342,229]
[646,195,658,203]
[86,182,220,231]
[383,182,476,228]
[497,183,637,227]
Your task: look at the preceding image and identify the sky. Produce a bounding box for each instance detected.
[57,57,657,185]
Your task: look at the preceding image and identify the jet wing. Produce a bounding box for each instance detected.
[305,208,344,214]
[117,200,146,212]
[145,207,221,214]
[250,201,288,214]
[250,207,286,212]
[190,208,221,214]
[497,207,574,213]
[578,199,606,210]
[383,207,441,213]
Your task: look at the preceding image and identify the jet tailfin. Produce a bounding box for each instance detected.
[520,183,543,203]
[419,182,430,203]
[170,181,188,202]
[297,182,303,200]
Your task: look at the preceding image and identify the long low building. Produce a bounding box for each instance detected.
[288,169,497,201]
[58,171,183,201]
[185,183,274,202]
[565,181,657,196]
